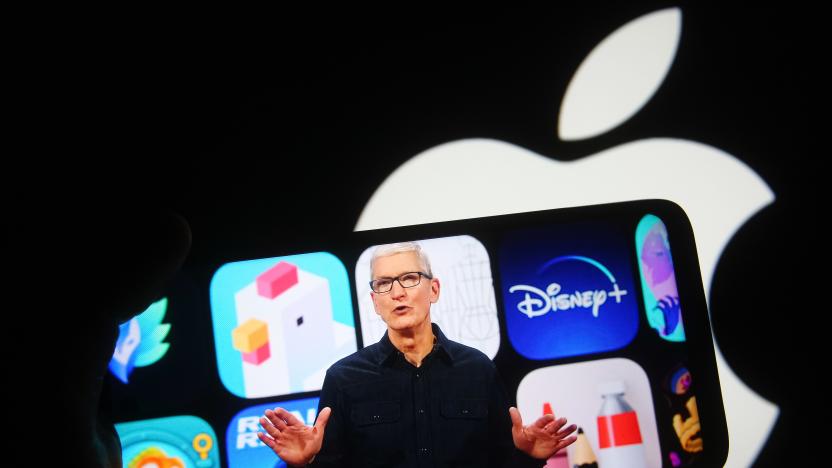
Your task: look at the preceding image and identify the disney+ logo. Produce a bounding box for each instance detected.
[499,225,639,360]
[508,255,628,319]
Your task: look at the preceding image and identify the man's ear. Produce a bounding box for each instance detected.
[371,291,381,315]
[430,278,441,303]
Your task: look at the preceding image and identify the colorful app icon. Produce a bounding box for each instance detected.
[516,358,661,468]
[636,214,686,342]
[499,225,639,360]
[109,297,171,383]
[226,397,320,467]
[116,415,220,467]
[355,235,500,358]
[210,252,357,398]
[661,364,703,466]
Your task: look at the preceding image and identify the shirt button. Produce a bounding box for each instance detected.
[418,409,425,414]
[419,448,429,454]
[415,372,421,378]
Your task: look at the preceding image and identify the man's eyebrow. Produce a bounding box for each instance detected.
[374,272,414,280]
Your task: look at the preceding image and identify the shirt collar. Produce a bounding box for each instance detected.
[376,322,455,367]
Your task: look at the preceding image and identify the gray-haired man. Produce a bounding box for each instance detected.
[259,242,577,467]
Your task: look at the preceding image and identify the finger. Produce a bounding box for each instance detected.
[265,409,289,432]
[681,421,700,440]
[260,416,281,437]
[543,417,567,434]
[508,407,523,430]
[257,431,276,449]
[555,424,578,439]
[275,407,305,426]
[532,414,556,429]
[314,407,332,432]
[686,397,699,418]
[555,435,578,451]
[686,438,703,451]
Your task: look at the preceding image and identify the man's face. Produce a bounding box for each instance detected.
[370,251,440,332]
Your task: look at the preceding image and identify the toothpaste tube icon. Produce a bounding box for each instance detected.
[596,381,647,468]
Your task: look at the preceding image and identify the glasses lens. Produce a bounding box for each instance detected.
[399,273,421,288]
[373,279,392,293]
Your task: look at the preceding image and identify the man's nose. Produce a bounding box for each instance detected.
[390,280,407,298]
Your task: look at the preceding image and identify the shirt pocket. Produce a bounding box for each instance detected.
[439,397,490,462]
[349,400,405,463]
[350,400,401,426]
[440,398,489,419]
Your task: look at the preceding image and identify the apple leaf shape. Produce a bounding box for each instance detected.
[558,8,682,141]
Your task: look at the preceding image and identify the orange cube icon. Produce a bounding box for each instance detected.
[232,319,269,353]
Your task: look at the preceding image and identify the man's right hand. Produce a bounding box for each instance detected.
[258,406,332,467]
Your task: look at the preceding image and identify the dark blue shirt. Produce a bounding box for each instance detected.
[310,323,539,468]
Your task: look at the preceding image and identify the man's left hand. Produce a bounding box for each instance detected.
[509,407,578,459]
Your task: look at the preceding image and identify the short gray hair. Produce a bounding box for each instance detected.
[370,241,433,279]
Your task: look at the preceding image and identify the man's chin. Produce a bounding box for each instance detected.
[388,320,415,331]
[387,316,427,332]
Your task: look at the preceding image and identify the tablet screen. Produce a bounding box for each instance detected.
[107,199,728,467]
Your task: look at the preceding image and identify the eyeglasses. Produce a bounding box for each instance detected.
[369,271,433,293]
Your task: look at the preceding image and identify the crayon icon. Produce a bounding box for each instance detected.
[596,381,648,468]
[569,427,598,468]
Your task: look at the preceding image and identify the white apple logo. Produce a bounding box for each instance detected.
[354,8,777,468]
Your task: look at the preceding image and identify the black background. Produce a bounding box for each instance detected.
[26,2,815,466]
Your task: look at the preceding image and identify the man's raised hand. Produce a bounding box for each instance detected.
[509,406,578,459]
[258,406,332,467]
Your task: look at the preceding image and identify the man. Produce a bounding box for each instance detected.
[258,242,577,467]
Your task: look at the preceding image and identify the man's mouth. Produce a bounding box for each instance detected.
[393,305,410,314]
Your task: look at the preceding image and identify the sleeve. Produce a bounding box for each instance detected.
[488,365,544,468]
[309,370,349,467]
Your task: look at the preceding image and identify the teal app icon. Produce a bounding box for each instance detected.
[115,415,220,467]
[210,252,357,398]
[635,214,686,342]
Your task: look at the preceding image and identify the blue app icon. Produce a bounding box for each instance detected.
[210,252,357,398]
[226,397,320,468]
[500,224,639,359]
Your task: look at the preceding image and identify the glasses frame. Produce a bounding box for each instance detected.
[369,271,434,294]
